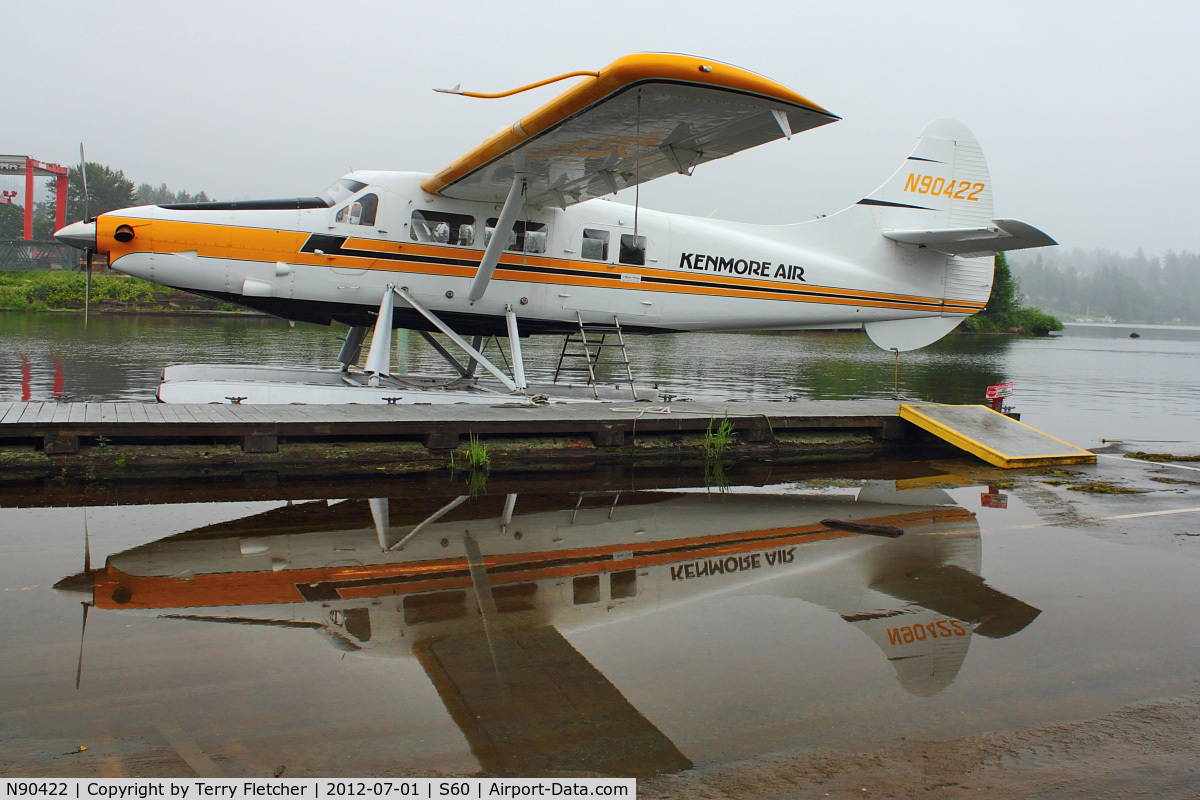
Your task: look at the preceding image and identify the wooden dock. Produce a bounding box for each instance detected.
[0,400,1095,481]
[0,398,905,454]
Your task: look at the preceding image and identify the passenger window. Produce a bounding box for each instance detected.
[572,575,601,605]
[581,229,609,261]
[619,234,647,266]
[411,210,475,246]
[335,193,379,226]
[485,218,548,253]
[611,570,638,599]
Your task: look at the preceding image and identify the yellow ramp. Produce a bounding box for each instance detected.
[900,404,1096,469]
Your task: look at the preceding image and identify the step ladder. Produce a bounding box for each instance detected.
[553,313,638,399]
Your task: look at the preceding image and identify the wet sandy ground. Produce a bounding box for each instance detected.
[643,692,1200,799]
[2,449,1199,796]
[647,450,1200,799]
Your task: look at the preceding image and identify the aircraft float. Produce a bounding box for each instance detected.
[55,479,1039,775]
[54,53,1055,405]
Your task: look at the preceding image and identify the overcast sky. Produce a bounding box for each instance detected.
[6,0,1197,255]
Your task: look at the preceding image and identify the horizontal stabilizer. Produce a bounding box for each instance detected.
[872,564,1041,639]
[883,219,1056,256]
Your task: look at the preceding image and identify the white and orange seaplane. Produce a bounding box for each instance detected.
[55,53,1054,405]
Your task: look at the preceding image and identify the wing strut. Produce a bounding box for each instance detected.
[468,175,526,304]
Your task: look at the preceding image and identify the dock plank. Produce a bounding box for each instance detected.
[0,403,19,424]
[68,404,86,424]
[233,404,274,424]
[205,404,246,424]
[35,404,59,424]
[182,404,216,424]
[16,403,44,424]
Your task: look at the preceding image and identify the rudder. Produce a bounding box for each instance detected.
[861,118,994,231]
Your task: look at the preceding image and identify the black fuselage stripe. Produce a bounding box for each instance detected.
[297,235,962,311]
[857,198,936,211]
[302,528,843,594]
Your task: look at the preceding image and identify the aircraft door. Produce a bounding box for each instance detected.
[328,189,385,275]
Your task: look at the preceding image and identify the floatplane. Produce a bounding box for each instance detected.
[55,53,1055,405]
[55,480,1038,774]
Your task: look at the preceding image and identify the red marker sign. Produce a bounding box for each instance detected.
[981,492,1009,509]
[986,382,1014,400]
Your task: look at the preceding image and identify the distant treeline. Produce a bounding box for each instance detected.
[1009,248,1200,324]
[0,163,210,239]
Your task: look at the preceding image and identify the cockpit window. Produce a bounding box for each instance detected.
[318,178,368,207]
[411,210,475,246]
[335,192,378,226]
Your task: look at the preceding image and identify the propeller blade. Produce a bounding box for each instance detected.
[79,144,90,222]
[75,602,89,690]
[84,250,92,326]
[83,513,92,574]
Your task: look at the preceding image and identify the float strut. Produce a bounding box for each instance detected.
[392,287,518,392]
[505,305,527,391]
[338,325,369,371]
[364,287,397,386]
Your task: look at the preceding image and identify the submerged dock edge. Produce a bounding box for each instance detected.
[0,399,980,485]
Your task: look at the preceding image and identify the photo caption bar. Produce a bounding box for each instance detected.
[2,780,634,800]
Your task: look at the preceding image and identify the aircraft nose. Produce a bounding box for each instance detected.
[53,571,95,602]
[54,220,96,251]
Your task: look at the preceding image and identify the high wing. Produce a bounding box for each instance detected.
[421,53,838,209]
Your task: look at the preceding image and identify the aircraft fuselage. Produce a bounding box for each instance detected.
[92,170,981,337]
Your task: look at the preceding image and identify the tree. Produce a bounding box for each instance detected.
[63,163,135,221]
[32,163,136,237]
[133,182,177,205]
[986,252,1020,315]
[962,252,1063,335]
[0,202,24,239]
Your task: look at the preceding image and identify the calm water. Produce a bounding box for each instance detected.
[2,465,1200,778]
[2,313,1200,779]
[1,313,1198,450]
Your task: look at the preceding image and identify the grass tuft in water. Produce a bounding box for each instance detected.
[1126,451,1200,463]
[1068,481,1147,495]
[466,433,490,469]
[703,412,735,459]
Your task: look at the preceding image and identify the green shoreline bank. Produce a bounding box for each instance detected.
[0,269,1063,335]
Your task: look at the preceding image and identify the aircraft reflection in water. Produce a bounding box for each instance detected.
[56,480,1039,777]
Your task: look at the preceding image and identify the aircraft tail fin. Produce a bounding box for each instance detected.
[861,119,1055,258]
[862,118,994,230]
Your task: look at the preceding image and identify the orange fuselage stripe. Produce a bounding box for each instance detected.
[99,217,984,313]
[91,508,975,609]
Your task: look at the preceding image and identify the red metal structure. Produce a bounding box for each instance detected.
[0,155,69,239]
